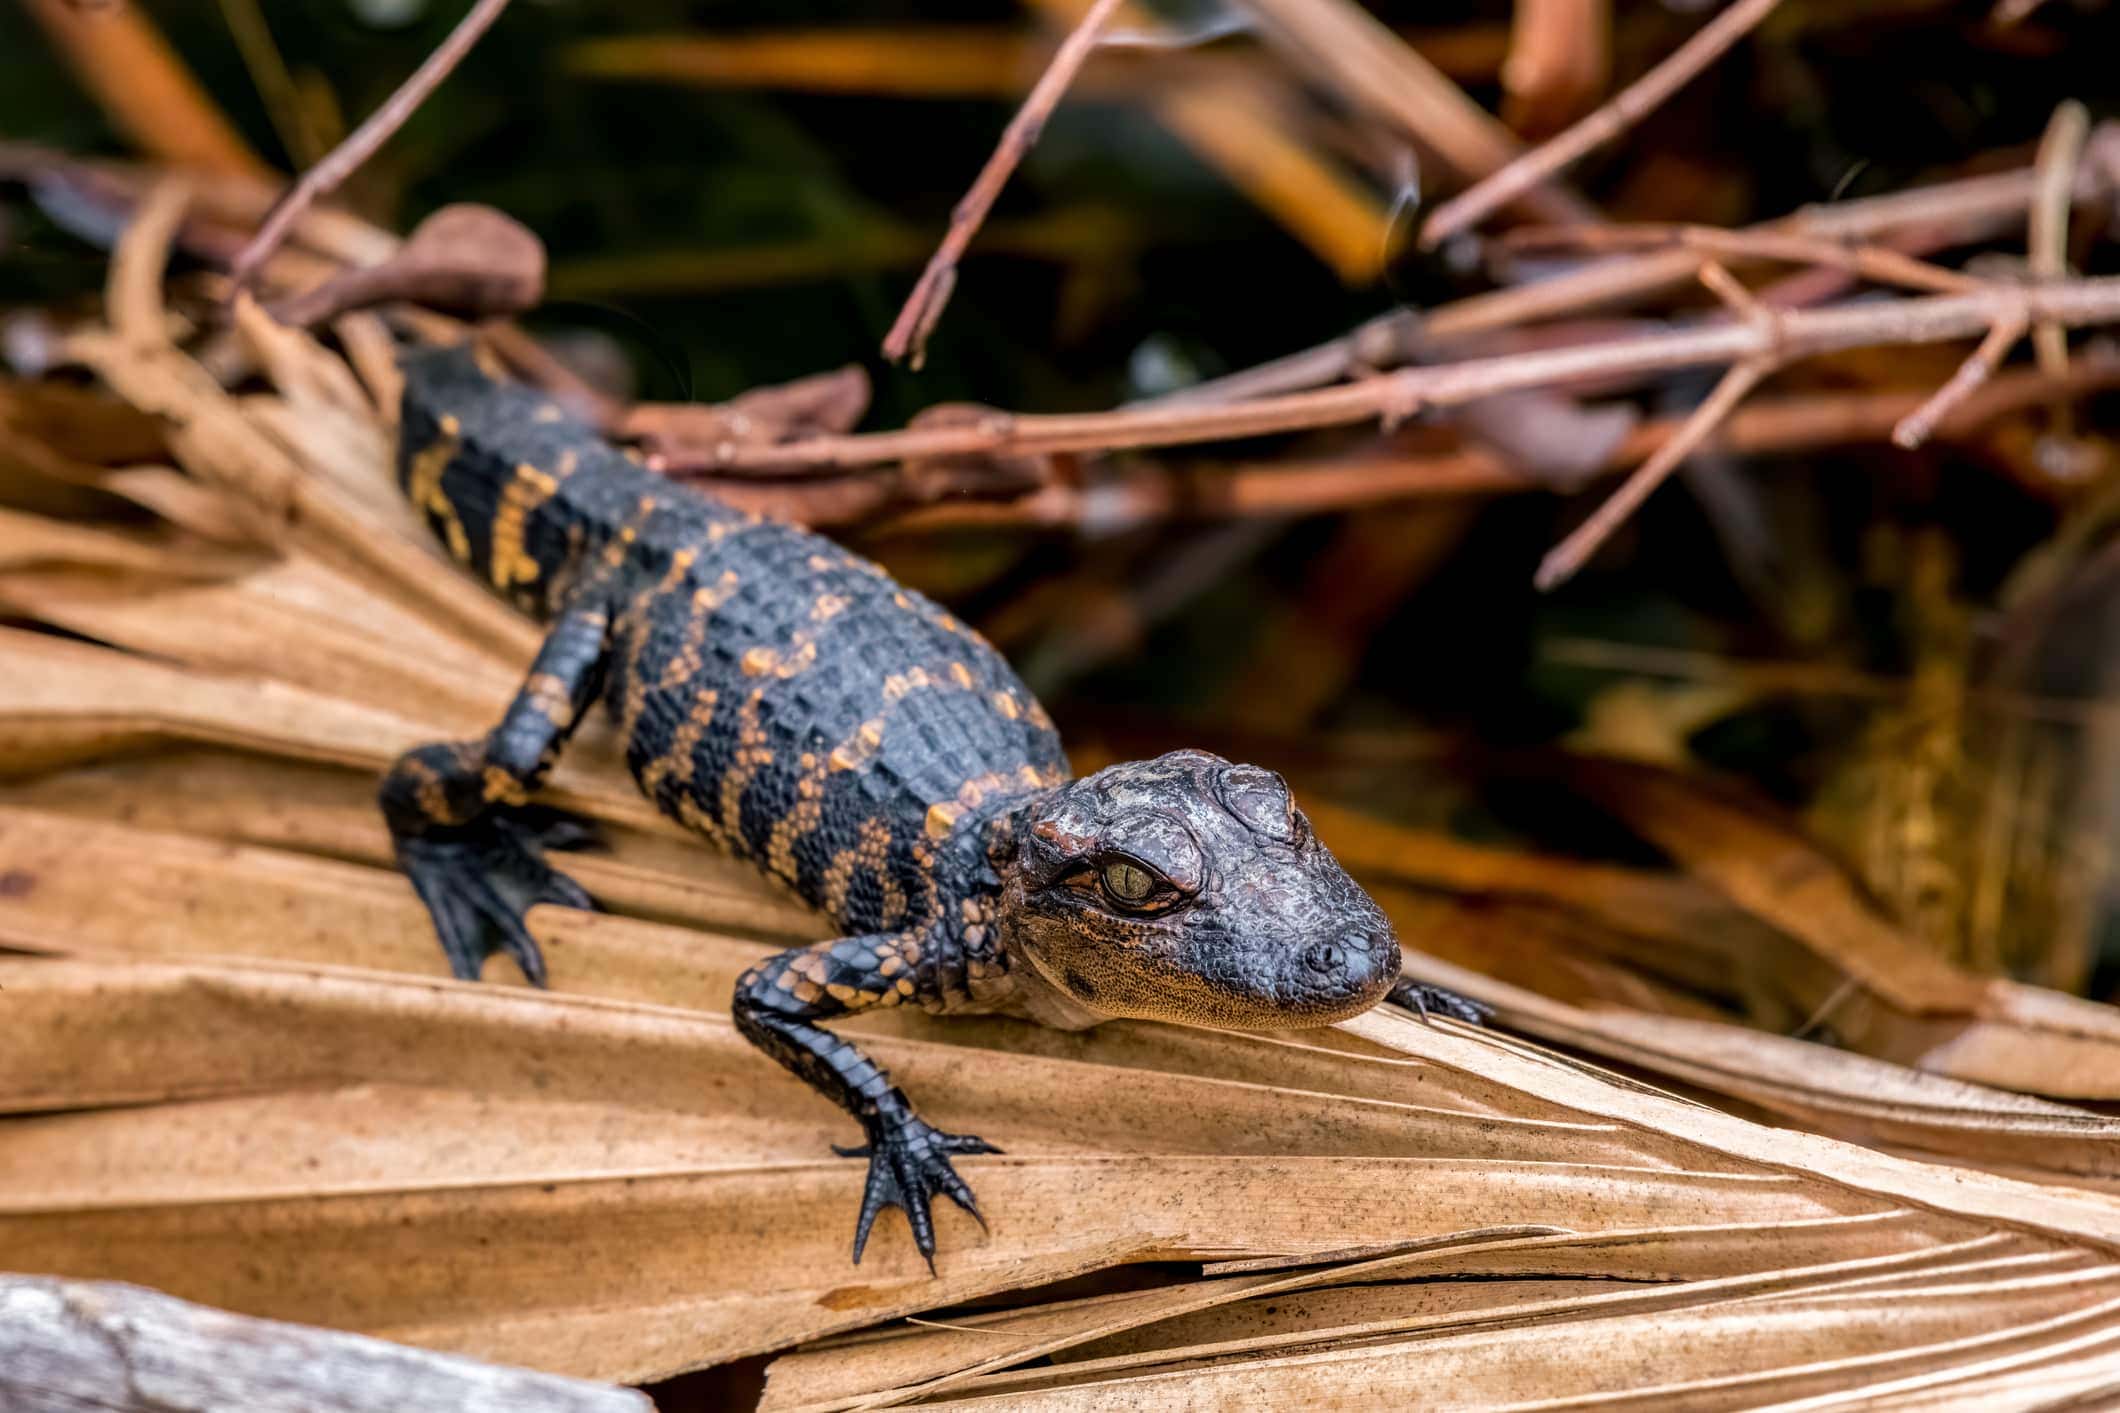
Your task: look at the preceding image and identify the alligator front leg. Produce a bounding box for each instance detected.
[733,929,999,1271]
[381,592,612,984]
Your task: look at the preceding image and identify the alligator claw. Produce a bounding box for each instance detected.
[835,1116,1000,1271]
[398,808,600,986]
[1390,978,1493,1026]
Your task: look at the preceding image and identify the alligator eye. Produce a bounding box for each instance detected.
[1101,859,1155,904]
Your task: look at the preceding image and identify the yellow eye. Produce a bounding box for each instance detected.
[1101,860,1155,904]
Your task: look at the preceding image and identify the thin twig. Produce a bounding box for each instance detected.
[881,0,1127,367]
[1420,0,1784,247]
[225,0,515,297]
[2028,100,2089,431]
[1891,311,2030,450]
[714,277,2120,472]
[885,358,2120,530]
[1173,139,2115,407]
[1139,310,1426,408]
[1435,145,2113,343]
[1696,260,1765,324]
[1513,223,1983,296]
[1720,229,1980,297]
[1535,356,1773,590]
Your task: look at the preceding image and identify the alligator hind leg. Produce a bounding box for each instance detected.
[381,594,612,985]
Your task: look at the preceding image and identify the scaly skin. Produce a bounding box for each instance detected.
[381,345,1487,1269]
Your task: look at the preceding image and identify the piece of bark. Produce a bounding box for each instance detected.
[263,203,546,329]
[0,1276,650,1413]
[661,400,1052,527]
[622,364,871,467]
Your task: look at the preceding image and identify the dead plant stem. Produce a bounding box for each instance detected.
[881,0,1126,366]
[1420,0,1785,246]
[1536,355,1772,588]
[713,277,2120,472]
[226,0,515,297]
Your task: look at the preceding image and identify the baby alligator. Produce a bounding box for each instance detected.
[381,345,1486,1268]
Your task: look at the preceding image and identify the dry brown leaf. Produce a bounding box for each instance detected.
[1389,954,2120,1187]
[1308,797,1810,1024]
[1570,758,2120,1099]
[0,626,668,834]
[1373,882,1774,1022]
[94,464,263,542]
[12,947,2120,1394]
[0,800,816,999]
[231,291,382,420]
[1300,803,2120,1182]
[0,561,513,729]
[0,426,149,522]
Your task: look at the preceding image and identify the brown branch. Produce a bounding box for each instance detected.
[1724,231,1980,298]
[1137,310,1426,408]
[1015,0,1396,281]
[264,203,545,328]
[1155,138,2117,409]
[881,0,1127,367]
[884,358,2120,531]
[2028,100,2089,425]
[1695,260,1766,325]
[672,402,1051,526]
[1891,311,2029,450]
[1511,223,1984,296]
[712,277,2120,473]
[626,366,872,471]
[1535,356,1773,590]
[1431,145,2114,344]
[225,0,515,298]
[1420,0,1785,247]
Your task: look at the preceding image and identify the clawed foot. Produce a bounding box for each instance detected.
[1390,978,1493,1025]
[834,1111,1000,1272]
[396,809,601,986]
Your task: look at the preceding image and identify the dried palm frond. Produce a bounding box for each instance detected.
[4,190,2120,1406]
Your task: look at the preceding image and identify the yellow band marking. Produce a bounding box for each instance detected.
[489,462,560,592]
[406,417,471,561]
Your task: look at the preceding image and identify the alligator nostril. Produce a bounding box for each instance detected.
[1303,941,1347,975]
